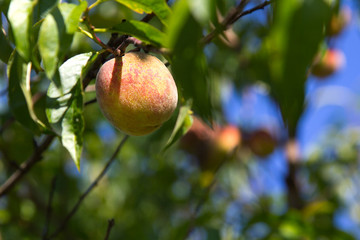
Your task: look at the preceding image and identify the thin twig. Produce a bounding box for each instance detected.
[82,8,115,54]
[0,135,55,198]
[183,158,228,239]
[47,135,129,239]
[104,219,115,240]
[85,98,97,106]
[230,0,273,25]
[201,0,273,44]
[42,176,57,240]
[116,36,169,56]
[141,13,155,23]
[183,180,217,240]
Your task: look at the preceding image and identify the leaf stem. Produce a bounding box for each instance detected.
[88,0,101,10]
[93,28,108,33]
[82,8,115,54]
[78,26,93,39]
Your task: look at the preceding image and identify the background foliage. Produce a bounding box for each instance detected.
[1,0,360,239]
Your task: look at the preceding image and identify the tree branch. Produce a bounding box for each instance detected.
[85,98,97,106]
[183,158,227,239]
[230,0,273,25]
[42,176,57,240]
[0,1,157,203]
[0,135,55,198]
[82,8,115,55]
[285,139,303,209]
[104,219,115,240]
[47,135,129,239]
[201,0,273,44]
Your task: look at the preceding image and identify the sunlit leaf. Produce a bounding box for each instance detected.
[115,0,171,26]
[111,20,166,47]
[163,99,193,151]
[7,51,46,134]
[61,82,84,171]
[115,0,152,14]
[38,1,87,79]
[46,52,93,170]
[7,0,35,62]
[188,0,217,26]
[60,1,87,34]
[46,52,92,125]
[166,0,212,121]
[38,12,59,79]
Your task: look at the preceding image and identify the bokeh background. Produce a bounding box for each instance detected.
[1,0,360,239]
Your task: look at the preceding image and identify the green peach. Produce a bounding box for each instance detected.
[95,52,178,136]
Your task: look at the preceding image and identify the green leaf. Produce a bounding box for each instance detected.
[114,0,152,14]
[33,0,59,22]
[166,0,212,121]
[111,20,166,47]
[7,0,35,62]
[46,52,93,170]
[115,0,171,26]
[262,0,330,137]
[188,0,217,26]
[8,51,46,134]
[59,1,87,34]
[163,99,193,151]
[0,0,10,12]
[38,1,87,79]
[61,82,84,171]
[46,52,92,125]
[38,12,59,78]
[0,17,13,63]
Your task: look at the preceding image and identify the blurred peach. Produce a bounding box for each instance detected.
[179,117,241,171]
[327,7,351,37]
[311,49,345,78]
[247,129,277,158]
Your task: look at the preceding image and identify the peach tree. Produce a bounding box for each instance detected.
[0,0,358,239]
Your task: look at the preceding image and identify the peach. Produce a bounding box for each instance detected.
[215,125,241,154]
[311,49,345,78]
[95,52,178,136]
[180,117,241,171]
[247,129,277,157]
[327,7,351,37]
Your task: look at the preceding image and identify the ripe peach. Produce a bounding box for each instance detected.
[179,117,217,161]
[214,125,241,154]
[95,52,178,136]
[311,49,345,78]
[180,117,241,171]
